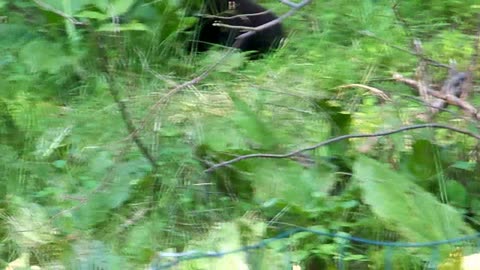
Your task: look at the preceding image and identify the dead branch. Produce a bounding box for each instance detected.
[429,71,468,113]
[393,73,479,119]
[412,39,433,107]
[398,14,480,118]
[205,123,480,173]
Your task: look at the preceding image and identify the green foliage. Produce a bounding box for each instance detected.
[354,157,473,249]
[1,0,479,268]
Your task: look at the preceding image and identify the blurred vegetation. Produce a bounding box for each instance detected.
[0,0,480,269]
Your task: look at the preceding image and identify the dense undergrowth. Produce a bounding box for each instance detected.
[1,0,480,269]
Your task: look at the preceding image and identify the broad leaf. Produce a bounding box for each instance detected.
[353,157,473,243]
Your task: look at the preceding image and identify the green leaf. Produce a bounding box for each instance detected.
[52,159,67,169]
[353,156,473,244]
[445,180,468,208]
[471,199,480,214]
[451,161,475,171]
[97,22,150,32]
[340,200,359,209]
[75,10,109,20]
[199,50,246,73]
[252,159,337,205]
[200,118,248,152]
[404,139,440,183]
[90,151,114,175]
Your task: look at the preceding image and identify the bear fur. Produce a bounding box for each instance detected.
[190,0,284,57]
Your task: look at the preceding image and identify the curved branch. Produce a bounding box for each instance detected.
[204,123,480,173]
[226,0,312,45]
[337,84,391,101]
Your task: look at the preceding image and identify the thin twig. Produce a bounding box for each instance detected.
[205,123,480,172]
[32,0,86,25]
[412,39,433,107]
[95,32,162,204]
[215,0,311,38]
[109,79,158,167]
[278,0,304,8]
[212,22,258,31]
[391,1,413,37]
[198,10,271,20]
[398,94,473,123]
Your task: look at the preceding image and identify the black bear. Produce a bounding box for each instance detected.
[189,0,284,58]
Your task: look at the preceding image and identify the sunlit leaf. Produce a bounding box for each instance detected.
[75,10,109,20]
[97,22,150,32]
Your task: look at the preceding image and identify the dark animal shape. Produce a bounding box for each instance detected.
[190,0,284,58]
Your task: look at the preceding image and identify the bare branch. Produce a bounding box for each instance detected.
[412,39,433,107]
[205,123,480,173]
[212,22,257,31]
[393,73,479,119]
[199,10,271,20]
[411,40,468,118]
[429,72,468,112]
[398,94,474,123]
[278,0,304,8]
[215,0,311,41]
[205,0,308,27]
